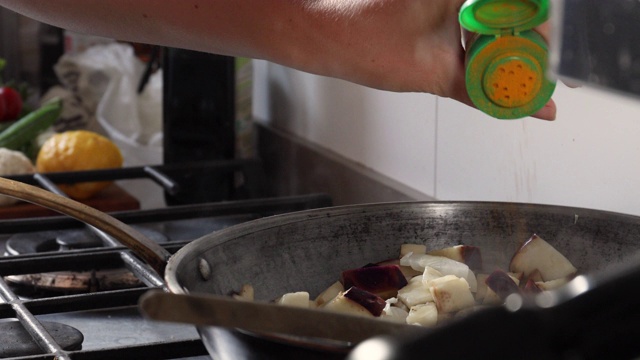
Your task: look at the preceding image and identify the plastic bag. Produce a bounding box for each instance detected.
[52,42,163,164]
[49,42,164,208]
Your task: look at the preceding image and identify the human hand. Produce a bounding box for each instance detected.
[0,0,557,120]
[297,0,556,120]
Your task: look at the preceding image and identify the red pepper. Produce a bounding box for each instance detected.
[0,86,23,122]
[0,95,5,122]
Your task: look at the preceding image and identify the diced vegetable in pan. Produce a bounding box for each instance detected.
[240,233,577,328]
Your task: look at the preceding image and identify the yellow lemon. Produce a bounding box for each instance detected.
[36,130,123,200]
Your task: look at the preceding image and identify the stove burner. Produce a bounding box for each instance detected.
[4,268,142,294]
[0,320,83,357]
[3,226,167,293]
[5,226,169,255]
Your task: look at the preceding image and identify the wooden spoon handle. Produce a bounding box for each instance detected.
[0,177,170,276]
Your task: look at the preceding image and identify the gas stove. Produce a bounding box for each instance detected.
[0,160,332,359]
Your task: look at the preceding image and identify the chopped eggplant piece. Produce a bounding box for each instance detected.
[340,264,408,299]
[485,269,520,300]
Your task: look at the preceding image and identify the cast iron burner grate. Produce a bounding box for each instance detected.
[0,320,83,357]
[4,226,168,295]
[0,160,332,359]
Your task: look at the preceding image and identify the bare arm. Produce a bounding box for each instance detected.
[0,0,555,120]
[0,0,297,60]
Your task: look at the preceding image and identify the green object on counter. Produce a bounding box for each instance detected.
[459,0,555,119]
[0,97,62,151]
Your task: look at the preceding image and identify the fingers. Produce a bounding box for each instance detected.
[533,21,559,121]
[531,99,556,121]
[535,20,551,44]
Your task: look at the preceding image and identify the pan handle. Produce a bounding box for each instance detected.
[0,177,171,277]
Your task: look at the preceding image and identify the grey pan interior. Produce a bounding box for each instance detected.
[164,201,640,359]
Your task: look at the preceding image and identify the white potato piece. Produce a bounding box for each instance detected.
[397,276,433,307]
[429,275,476,313]
[428,245,482,270]
[401,254,477,292]
[381,305,410,324]
[422,266,443,286]
[510,234,577,281]
[277,291,310,308]
[314,281,344,307]
[323,291,374,317]
[393,299,409,312]
[400,244,427,257]
[406,302,438,327]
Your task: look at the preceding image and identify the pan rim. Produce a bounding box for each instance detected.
[164,200,640,293]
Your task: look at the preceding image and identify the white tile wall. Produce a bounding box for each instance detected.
[253,61,640,216]
[437,83,640,215]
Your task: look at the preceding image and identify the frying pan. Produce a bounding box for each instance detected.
[1,177,640,359]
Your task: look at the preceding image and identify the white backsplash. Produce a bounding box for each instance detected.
[253,60,640,216]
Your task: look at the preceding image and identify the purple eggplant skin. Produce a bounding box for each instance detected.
[459,245,483,271]
[340,265,408,299]
[343,286,387,317]
[485,269,521,300]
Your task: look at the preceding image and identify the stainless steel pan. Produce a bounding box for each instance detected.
[1,177,639,359]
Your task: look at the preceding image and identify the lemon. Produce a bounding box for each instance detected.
[36,130,123,200]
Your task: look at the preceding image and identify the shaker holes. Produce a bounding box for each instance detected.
[484,58,540,107]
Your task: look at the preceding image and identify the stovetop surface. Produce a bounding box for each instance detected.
[0,199,332,359]
[0,216,242,360]
[0,161,333,359]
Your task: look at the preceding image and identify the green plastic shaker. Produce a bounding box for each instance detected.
[459,0,556,119]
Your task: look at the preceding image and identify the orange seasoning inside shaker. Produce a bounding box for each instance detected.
[460,0,556,119]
